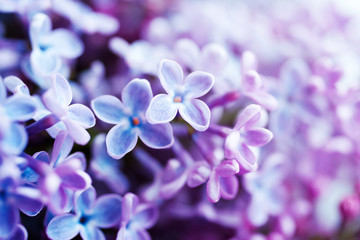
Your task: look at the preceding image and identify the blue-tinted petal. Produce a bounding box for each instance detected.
[62,118,91,145]
[206,171,220,203]
[76,187,96,215]
[158,59,183,95]
[138,123,173,149]
[179,99,210,131]
[43,73,72,114]
[46,214,80,240]
[91,194,122,228]
[79,225,105,240]
[91,95,127,124]
[106,124,138,159]
[130,204,158,229]
[0,76,6,103]
[29,13,52,48]
[14,187,43,216]
[0,201,18,238]
[146,94,177,124]
[30,49,61,76]
[121,79,152,115]
[4,95,37,121]
[0,123,27,155]
[4,76,30,95]
[122,193,139,224]
[48,29,84,58]
[183,71,214,99]
[67,104,95,128]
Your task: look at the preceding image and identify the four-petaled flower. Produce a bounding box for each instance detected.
[46,186,122,240]
[42,73,96,145]
[91,79,174,159]
[146,59,214,131]
[225,104,273,173]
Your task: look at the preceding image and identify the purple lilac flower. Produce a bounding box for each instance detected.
[117,193,158,240]
[0,158,43,239]
[225,104,273,173]
[91,78,173,159]
[41,73,95,145]
[46,186,122,240]
[146,59,215,131]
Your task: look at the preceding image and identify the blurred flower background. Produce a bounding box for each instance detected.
[0,0,360,239]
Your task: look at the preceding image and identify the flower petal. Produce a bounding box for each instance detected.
[242,127,273,147]
[43,73,72,114]
[122,79,152,115]
[173,38,200,69]
[200,43,228,75]
[220,175,239,200]
[0,123,27,155]
[187,162,211,188]
[4,95,37,121]
[29,13,52,48]
[91,95,127,124]
[122,193,139,224]
[0,201,18,238]
[0,76,6,103]
[106,124,138,159]
[247,91,278,111]
[62,118,91,145]
[179,99,210,131]
[14,187,43,216]
[215,159,240,177]
[4,76,30,95]
[234,104,261,130]
[67,104,96,128]
[48,29,84,58]
[183,71,214,99]
[58,169,91,190]
[79,226,105,240]
[76,187,96,215]
[7,224,28,240]
[159,171,187,200]
[30,49,61,76]
[130,204,159,229]
[146,94,178,124]
[206,171,220,203]
[158,59,183,95]
[138,123,173,149]
[46,214,80,240]
[92,194,122,228]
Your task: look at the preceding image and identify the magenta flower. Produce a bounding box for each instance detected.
[42,73,96,145]
[146,59,215,131]
[91,79,174,159]
[46,186,122,240]
[225,104,273,172]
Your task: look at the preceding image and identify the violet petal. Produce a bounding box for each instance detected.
[138,123,173,149]
[106,124,138,159]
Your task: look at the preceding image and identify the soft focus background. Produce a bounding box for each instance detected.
[1,0,360,239]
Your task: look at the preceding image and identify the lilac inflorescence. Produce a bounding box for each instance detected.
[0,1,360,240]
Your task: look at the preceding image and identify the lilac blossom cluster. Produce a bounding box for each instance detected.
[0,0,360,239]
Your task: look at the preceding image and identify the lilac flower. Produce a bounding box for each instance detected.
[0,76,37,155]
[225,104,273,173]
[41,73,95,145]
[0,159,43,239]
[91,79,173,159]
[24,130,91,213]
[0,224,27,240]
[146,59,214,131]
[29,13,84,83]
[46,186,122,240]
[117,193,158,240]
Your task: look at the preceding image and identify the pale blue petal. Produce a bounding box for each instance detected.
[130,205,158,229]
[138,123,173,149]
[183,71,214,99]
[106,124,138,159]
[91,95,127,124]
[0,76,6,103]
[121,79,152,115]
[46,214,80,240]
[30,49,61,75]
[76,187,96,215]
[0,123,27,155]
[179,99,210,131]
[91,194,122,228]
[4,95,37,121]
[67,104,96,128]
[158,59,183,95]
[4,76,30,95]
[145,94,177,124]
[80,226,105,240]
[62,118,91,145]
[29,13,52,48]
[48,29,84,58]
